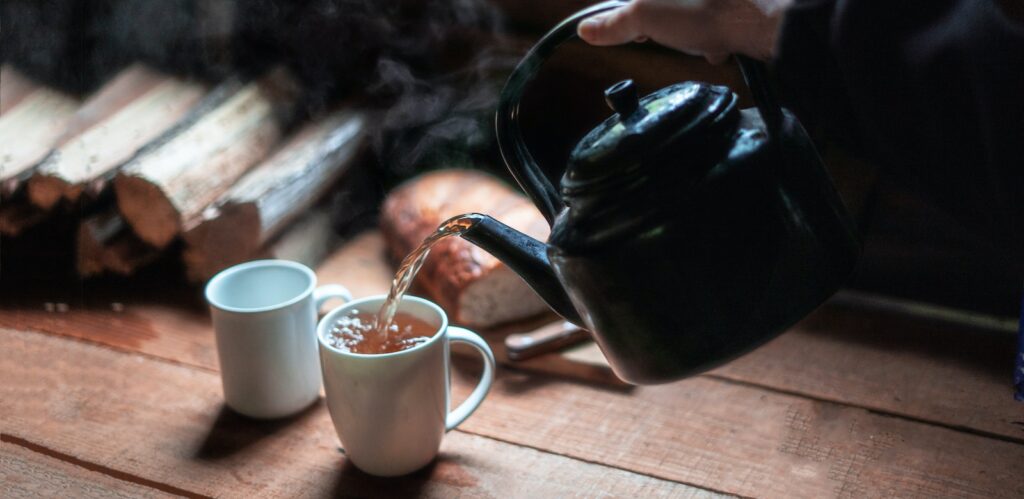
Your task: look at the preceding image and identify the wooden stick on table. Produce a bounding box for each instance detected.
[113,68,298,249]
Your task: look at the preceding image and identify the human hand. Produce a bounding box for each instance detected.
[577,0,792,64]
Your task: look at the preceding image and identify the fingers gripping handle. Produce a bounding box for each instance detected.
[495,0,629,225]
[496,0,782,223]
[445,327,496,431]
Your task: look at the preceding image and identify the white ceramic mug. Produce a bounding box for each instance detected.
[206,260,351,419]
[317,295,496,477]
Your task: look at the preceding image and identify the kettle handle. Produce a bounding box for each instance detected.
[496,0,630,225]
[496,0,786,225]
[734,55,785,145]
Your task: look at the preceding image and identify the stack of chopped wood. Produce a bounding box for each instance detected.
[0,64,368,283]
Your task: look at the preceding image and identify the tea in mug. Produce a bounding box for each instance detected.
[326,309,436,354]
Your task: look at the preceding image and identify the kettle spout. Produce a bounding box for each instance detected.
[459,215,583,326]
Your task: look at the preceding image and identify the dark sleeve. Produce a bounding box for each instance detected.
[774,0,1024,255]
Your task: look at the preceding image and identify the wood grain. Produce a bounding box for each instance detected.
[3,229,1021,442]
[27,65,207,209]
[710,303,1023,442]
[0,329,720,499]
[1,443,174,499]
[181,108,365,282]
[0,84,79,194]
[114,69,296,249]
[448,364,1024,498]
[0,302,219,370]
[6,317,1024,497]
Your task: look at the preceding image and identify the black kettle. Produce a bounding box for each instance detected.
[459,0,860,384]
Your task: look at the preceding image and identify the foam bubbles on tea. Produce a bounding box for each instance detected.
[327,309,436,354]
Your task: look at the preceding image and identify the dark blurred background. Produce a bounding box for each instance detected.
[1,0,1020,317]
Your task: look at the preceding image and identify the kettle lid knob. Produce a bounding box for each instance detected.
[604,79,641,118]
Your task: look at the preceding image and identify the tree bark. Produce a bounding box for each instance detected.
[0,72,79,197]
[27,64,207,210]
[113,68,298,249]
[182,108,366,282]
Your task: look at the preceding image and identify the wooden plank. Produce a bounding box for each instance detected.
[0,302,219,371]
[710,300,1023,442]
[0,329,721,499]
[113,69,297,249]
[27,65,207,209]
[446,365,1024,498]
[3,229,1021,441]
[1,443,175,498]
[2,322,1022,495]
[5,325,1023,497]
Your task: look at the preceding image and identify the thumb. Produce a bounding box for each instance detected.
[577,7,644,46]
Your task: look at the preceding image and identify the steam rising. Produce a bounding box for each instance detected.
[2,0,512,180]
[246,0,513,178]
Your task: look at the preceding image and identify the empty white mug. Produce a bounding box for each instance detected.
[317,295,496,476]
[206,259,351,419]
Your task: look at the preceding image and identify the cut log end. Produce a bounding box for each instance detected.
[114,173,180,248]
[0,203,48,237]
[77,211,160,277]
[76,220,108,277]
[27,174,69,210]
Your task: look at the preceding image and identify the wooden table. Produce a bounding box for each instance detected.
[2,232,1022,498]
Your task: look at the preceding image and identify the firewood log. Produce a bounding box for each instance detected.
[113,68,298,249]
[188,208,339,284]
[0,202,48,237]
[27,64,207,210]
[76,210,159,277]
[0,73,79,197]
[0,65,39,114]
[182,108,366,282]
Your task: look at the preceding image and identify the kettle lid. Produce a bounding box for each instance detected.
[565,80,738,190]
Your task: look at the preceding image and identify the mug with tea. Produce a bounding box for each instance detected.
[317,294,496,477]
[205,259,351,419]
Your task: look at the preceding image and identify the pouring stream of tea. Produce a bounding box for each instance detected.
[375,213,484,337]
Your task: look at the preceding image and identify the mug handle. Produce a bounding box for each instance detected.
[445,326,496,431]
[313,284,352,313]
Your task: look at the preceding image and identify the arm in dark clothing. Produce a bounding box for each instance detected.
[775,0,1024,255]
